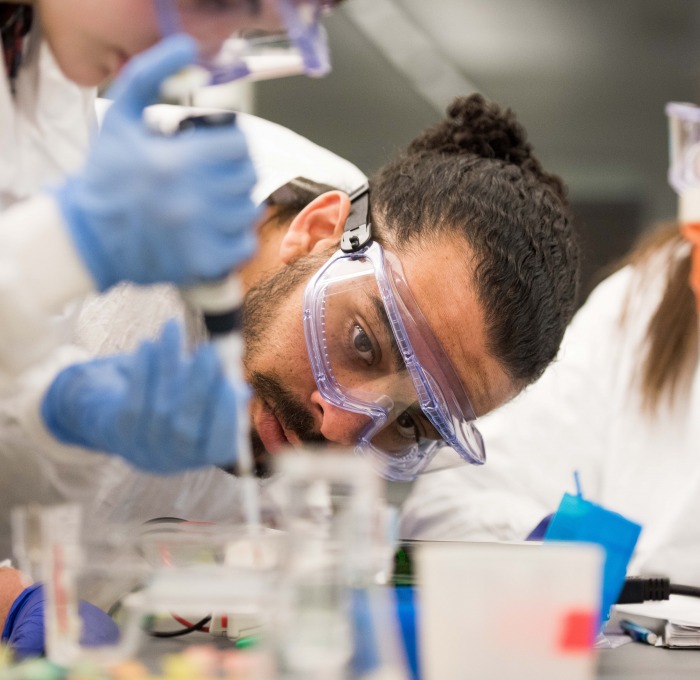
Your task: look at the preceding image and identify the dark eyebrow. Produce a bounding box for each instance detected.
[370,295,406,372]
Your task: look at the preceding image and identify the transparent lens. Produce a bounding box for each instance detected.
[158,0,330,83]
[304,244,485,478]
[317,257,440,458]
[202,34,306,83]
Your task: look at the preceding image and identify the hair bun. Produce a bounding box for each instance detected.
[408,94,566,200]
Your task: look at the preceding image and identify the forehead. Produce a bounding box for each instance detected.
[394,237,515,416]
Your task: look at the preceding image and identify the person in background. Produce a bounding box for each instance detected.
[400,218,700,588]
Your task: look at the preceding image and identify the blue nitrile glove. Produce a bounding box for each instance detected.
[41,320,240,474]
[54,34,261,292]
[1,584,119,661]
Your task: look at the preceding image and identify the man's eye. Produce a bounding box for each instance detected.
[396,410,419,442]
[351,323,376,365]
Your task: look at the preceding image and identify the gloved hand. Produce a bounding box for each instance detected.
[1,584,119,661]
[54,34,261,292]
[41,320,241,474]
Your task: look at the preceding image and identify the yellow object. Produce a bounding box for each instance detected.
[161,654,200,680]
[0,643,12,667]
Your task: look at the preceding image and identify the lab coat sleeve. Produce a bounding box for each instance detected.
[399,267,635,542]
[0,338,127,560]
[0,193,95,392]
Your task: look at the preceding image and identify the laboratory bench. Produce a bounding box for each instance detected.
[142,638,700,679]
[3,634,699,679]
[598,643,700,679]
[136,634,700,680]
[129,636,700,680]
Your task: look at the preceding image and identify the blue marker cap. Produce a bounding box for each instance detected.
[620,619,659,645]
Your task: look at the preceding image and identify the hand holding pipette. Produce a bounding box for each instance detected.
[178,113,261,535]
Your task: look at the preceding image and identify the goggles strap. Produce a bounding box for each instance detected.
[341,183,372,253]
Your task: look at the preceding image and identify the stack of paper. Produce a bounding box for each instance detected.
[664,622,700,648]
[615,595,700,648]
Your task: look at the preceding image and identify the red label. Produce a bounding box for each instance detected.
[558,610,597,652]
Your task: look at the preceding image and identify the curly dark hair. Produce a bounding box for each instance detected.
[370,94,580,386]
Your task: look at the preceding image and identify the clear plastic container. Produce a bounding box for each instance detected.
[666,102,700,193]
[10,504,283,667]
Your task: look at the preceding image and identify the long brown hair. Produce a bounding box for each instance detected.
[618,222,698,414]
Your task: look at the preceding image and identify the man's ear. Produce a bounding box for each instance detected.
[279,191,351,264]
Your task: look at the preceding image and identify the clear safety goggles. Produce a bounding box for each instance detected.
[153,0,332,84]
[302,187,486,481]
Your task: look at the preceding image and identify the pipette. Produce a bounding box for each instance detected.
[177,112,261,536]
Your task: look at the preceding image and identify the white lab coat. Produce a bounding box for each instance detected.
[0,22,97,389]
[0,24,94,208]
[400,241,700,586]
[0,106,367,578]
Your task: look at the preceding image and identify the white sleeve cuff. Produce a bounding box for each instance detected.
[7,344,104,467]
[1,193,95,313]
[0,195,95,387]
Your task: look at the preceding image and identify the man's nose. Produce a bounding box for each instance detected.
[310,390,371,446]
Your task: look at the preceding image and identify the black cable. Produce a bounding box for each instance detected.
[617,577,670,604]
[146,615,212,638]
[617,577,700,604]
[670,583,700,599]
